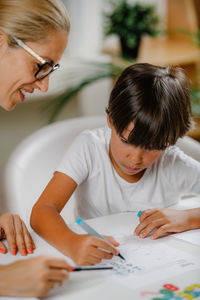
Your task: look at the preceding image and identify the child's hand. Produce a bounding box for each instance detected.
[69,234,120,265]
[134,208,191,239]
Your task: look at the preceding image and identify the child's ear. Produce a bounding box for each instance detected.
[107,113,112,129]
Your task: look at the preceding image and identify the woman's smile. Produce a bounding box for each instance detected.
[19,88,34,102]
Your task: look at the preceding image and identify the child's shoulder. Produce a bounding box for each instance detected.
[162,145,200,168]
[163,145,183,158]
[78,126,110,145]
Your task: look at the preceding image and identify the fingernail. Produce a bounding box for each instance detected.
[12,249,17,255]
[0,248,6,253]
[69,266,75,271]
[28,248,33,253]
[23,250,27,255]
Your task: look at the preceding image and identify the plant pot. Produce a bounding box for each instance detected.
[120,36,140,59]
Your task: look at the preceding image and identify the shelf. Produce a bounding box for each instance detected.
[137,36,200,66]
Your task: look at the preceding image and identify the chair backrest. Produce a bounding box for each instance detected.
[1,116,106,224]
[1,115,200,225]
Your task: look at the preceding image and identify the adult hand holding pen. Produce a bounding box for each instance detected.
[0,213,35,256]
[0,256,72,297]
[68,233,119,265]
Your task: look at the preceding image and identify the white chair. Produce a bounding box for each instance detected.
[0,116,106,225]
[1,115,200,226]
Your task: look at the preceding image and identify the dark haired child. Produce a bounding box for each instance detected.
[31,63,200,266]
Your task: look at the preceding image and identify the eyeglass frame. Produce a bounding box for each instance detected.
[11,36,60,80]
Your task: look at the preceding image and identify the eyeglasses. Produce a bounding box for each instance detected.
[11,36,60,80]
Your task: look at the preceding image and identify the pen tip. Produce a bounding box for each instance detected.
[118,253,125,260]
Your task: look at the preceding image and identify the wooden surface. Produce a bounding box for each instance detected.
[137,0,200,84]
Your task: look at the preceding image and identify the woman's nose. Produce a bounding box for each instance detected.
[34,76,50,93]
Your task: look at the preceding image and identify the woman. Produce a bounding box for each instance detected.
[0,0,72,297]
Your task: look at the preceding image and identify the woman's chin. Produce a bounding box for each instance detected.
[3,101,17,111]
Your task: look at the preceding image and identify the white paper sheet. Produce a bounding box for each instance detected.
[98,233,200,289]
[173,229,200,247]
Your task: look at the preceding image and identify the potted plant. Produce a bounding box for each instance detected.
[104,0,160,59]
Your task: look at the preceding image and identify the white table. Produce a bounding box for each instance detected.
[1,203,200,300]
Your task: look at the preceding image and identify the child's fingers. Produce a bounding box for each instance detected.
[135,216,164,237]
[0,240,7,254]
[91,246,113,260]
[135,209,163,236]
[139,209,157,222]
[134,221,147,236]
[137,219,165,238]
[87,254,103,265]
[103,235,120,246]
[150,224,171,239]
[92,237,118,255]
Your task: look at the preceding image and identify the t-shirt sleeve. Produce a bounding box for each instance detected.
[163,147,200,195]
[55,131,93,185]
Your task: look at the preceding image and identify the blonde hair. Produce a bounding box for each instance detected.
[0,0,70,45]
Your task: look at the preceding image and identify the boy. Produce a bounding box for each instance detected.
[31,63,200,265]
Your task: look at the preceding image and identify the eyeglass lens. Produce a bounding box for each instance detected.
[35,63,60,80]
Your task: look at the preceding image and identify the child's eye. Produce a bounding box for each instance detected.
[120,137,128,144]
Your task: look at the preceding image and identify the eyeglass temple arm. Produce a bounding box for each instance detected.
[12,36,46,65]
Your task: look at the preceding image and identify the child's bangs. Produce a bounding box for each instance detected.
[127,113,175,150]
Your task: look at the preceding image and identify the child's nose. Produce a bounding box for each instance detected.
[34,76,50,93]
[127,149,143,164]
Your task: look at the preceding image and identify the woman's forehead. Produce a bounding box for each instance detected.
[27,30,68,62]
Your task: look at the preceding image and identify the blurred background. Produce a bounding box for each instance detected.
[0,0,199,168]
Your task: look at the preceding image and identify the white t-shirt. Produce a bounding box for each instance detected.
[56,126,200,219]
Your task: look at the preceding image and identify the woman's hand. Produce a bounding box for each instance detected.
[0,256,72,297]
[68,234,120,265]
[0,213,35,256]
[134,208,192,239]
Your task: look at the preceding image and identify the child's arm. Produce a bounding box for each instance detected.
[134,208,200,239]
[30,172,119,265]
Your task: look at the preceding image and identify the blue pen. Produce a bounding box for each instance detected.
[76,218,125,261]
[137,210,142,218]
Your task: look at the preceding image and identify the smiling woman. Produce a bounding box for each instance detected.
[0,0,70,110]
[0,0,73,298]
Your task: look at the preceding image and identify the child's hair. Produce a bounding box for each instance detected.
[107,63,193,150]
